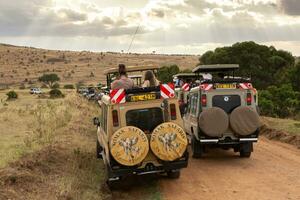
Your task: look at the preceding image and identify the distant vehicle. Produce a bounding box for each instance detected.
[184,64,260,158]
[173,73,201,115]
[30,88,42,94]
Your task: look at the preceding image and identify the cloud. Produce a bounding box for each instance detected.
[57,8,87,21]
[279,0,300,16]
[0,0,300,55]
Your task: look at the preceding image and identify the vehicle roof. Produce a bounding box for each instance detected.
[173,73,198,78]
[192,64,239,73]
[104,66,160,74]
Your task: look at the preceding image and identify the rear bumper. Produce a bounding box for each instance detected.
[199,137,258,144]
[107,151,189,179]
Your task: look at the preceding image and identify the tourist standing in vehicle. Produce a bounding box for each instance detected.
[111,64,134,89]
[142,70,160,87]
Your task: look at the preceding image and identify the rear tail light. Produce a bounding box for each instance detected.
[112,110,119,127]
[201,94,207,107]
[246,93,252,105]
[170,104,177,120]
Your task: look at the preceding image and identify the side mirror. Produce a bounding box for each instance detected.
[93,117,100,126]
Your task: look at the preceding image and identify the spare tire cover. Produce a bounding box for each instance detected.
[110,126,149,166]
[199,107,229,137]
[150,122,188,161]
[230,106,260,136]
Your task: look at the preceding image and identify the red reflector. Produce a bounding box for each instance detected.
[170,104,177,120]
[246,93,252,105]
[112,110,119,127]
[201,94,207,107]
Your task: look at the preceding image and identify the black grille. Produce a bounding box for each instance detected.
[212,95,241,113]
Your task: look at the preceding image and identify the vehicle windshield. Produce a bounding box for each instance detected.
[126,107,164,133]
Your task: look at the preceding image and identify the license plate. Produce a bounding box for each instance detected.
[130,94,156,102]
[215,83,236,89]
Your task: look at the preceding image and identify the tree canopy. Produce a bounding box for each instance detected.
[200,41,295,89]
[38,73,60,88]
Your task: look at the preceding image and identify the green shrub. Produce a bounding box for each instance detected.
[6,91,18,100]
[51,82,60,89]
[49,89,64,98]
[63,84,75,89]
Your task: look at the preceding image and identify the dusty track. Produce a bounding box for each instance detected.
[160,137,300,200]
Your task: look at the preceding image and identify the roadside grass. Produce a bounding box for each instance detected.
[0,89,161,200]
[262,117,300,135]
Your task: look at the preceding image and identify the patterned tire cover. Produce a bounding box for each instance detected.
[230,106,260,136]
[199,107,229,137]
[110,126,149,166]
[150,122,188,161]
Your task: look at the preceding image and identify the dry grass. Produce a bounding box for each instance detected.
[0,90,161,200]
[0,43,199,87]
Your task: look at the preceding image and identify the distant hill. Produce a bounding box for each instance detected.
[0,43,199,86]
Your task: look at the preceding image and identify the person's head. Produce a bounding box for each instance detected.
[118,64,127,76]
[144,70,156,86]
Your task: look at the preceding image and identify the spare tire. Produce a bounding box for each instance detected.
[150,122,188,161]
[110,126,149,166]
[230,106,260,136]
[199,107,229,137]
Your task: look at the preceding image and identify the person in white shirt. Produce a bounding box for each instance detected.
[142,70,160,87]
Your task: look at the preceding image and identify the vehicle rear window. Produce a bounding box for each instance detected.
[126,107,163,133]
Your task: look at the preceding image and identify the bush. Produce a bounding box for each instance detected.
[6,91,18,100]
[259,84,300,118]
[52,82,60,89]
[49,89,64,98]
[63,84,75,89]
[19,83,26,90]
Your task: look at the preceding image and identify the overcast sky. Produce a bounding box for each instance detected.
[1,0,300,55]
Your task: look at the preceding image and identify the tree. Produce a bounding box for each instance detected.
[158,65,180,83]
[290,62,300,92]
[199,41,295,89]
[38,74,60,88]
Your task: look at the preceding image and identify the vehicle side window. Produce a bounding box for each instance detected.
[190,94,198,116]
[193,94,199,116]
[186,94,191,114]
[101,105,108,133]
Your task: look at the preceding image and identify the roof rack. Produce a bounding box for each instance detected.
[104,66,160,75]
[193,64,239,73]
[173,73,198,78]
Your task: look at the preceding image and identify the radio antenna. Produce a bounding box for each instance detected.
[127,23,141,53]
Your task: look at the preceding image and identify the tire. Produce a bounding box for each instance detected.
[96,139,103,159]
[167,170,181,179]
[239,142,253,158]
[191,135,203,158]
[240,150,251,158]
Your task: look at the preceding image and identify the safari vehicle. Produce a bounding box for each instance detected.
[183,64,260,158]
[30,88,42,94]
[173,73,200,115]
[94,66,188,186]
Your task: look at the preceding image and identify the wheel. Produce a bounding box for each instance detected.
[96,139,103,159]
[191,134,204,158]
[240,150,251,158]
[239,142,253,158]
[167,170,181,179]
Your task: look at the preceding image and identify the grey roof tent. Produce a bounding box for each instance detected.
[192,64,239,73]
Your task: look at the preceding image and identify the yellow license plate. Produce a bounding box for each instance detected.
[130,94,156,102]
[215,83,236,89]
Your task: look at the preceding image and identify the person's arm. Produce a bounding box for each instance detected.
[142,80,150,87]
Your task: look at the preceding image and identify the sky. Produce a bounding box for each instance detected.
[0,0,300,55]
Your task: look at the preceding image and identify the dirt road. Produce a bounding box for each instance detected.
[160,137,300,200]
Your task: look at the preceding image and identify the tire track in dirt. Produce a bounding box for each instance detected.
[160,137,300,200]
